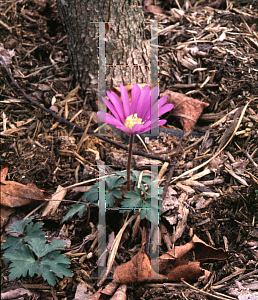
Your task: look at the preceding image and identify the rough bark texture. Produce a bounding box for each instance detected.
[56,0,150,98]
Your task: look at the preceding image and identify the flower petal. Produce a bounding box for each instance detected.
[97,111,124,128]
[117,126,133,134]
[139,86,160,120]
[107,91,125,122]
[147,97,168,121]
[120,84,131,118]
[150,97,167,113]
[157,103,174,117]
[151,86,159,105]
[130,84,141,114]
[134,120,152,134]
[136,85,151,118]
[140,105,151,123]
[101,97,121,122]
[159,119,167,126]
[150,118,167,128]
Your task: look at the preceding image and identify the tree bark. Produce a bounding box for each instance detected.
[56,0,150,99]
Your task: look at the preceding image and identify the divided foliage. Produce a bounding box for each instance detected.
[63,171,163,224]
[2,216,72,286]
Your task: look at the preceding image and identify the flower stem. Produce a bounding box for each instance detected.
[127,134,134,191]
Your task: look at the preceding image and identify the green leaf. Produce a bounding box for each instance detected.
[142,175,152,186]
[4,245,37,280]
[115,177,127,186]
[106,176,120,190]
[82,186,99,202]
[62,203,88,222]
[25,221,44,235]
[6,216,34,235]
[38,266,57,286]
[41,252,72,285]
[146,184,160,198]
[139,182,146,193]
[111,189,122,199]
[140,198,160,224]
[106,191,115,207]
[28,238,67,258]
[131,170,141,178]
[2,236,24,251]
[114,170,127,177]
[24,222,46,244]
[115,170,139,182]
[3,218,72,286]
[120,190,142,212]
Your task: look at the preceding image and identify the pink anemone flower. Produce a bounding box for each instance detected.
[97,84,174,134]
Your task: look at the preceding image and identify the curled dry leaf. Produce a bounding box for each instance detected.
[167,261,204,282]
[0,163,47,208]
[145,5,163,14]
[114,234,228,284]
[101,281,119,296]
[110,284,127,300]
[144,0,163,14]
[114,248,152,283]
[161,90,209,131]
[1,288,32,300]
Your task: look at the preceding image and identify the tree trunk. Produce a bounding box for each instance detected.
[56,0,150,100]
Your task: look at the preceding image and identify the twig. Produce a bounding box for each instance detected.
[181,280,237,300]
[161,161,176,200]
[0,55,170,163]
[0,19,12,32]
[236,269,258,281]
[244,150,258,169]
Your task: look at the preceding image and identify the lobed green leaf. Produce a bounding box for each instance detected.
[62,203,88,222]
[6,216,34,235]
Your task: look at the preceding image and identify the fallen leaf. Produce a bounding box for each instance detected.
[0,163,47,207]
[65,85,80,99]
[114,248,152,283]
[161,90,209,131]
[110,284,127,300]
[0,163,9,182]
[145,5,163,14]
[114,233,228,284]
[101,281,119,296]
[167,261,204,282]
[1,288,32,300]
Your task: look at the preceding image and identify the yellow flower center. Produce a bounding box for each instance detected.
[124,114,143,130]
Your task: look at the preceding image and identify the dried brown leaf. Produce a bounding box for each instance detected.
[161,90,209,131]
[114,249,151,283]
[167,261,204,282]
[0,164,46,207]
[110,284,127,300]
[101,281,119,296]
[114,234,228,284]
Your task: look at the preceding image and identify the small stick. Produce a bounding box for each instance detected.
[127,134,134,190]
[161,161,176,200]
[244,150,258,169]
[181,280,237,300]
